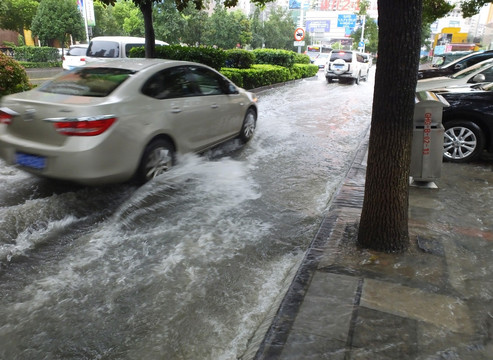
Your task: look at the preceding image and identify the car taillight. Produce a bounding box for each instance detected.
[80,57,85,62]
[46,116,117,136]
[62,56,66,61]
[0,108,17,125]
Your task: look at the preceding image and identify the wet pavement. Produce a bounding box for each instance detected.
[255,129,493,359]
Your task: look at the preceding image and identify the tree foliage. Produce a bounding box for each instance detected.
[460,0,492,18]
[0,0,39,35]
[99,0,276,57]
[262,6,296,50]
[31,0,85,48]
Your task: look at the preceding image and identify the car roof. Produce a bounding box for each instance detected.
[89,36,168,45]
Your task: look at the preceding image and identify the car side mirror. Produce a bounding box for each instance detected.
[454,64,463,70]
[471,74,486,83]
[226,82,239,95]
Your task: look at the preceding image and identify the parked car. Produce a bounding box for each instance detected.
[433,82,493,162]
[416,58,493,92]
[324,50,369,84]
[62,44,88,70]
[85,36,167,63]
[430,51,472,67]
[418,50,493,79]
[0,59,258,185]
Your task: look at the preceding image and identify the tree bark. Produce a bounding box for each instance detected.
[357,0,423,252]
[139,1,156,58]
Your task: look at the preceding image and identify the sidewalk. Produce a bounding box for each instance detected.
[255,132,493,359]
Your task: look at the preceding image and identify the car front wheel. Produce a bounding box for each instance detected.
[137,139,175,183]
[443,120,485,162]
[239,109,257,143]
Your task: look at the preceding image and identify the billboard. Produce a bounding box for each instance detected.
[305,20,331,33]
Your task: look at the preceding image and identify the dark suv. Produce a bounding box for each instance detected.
[418,50,493,79]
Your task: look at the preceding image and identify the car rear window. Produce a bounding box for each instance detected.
[67,47,87,56]
[39,68,135,97]
[87,41,119,58]
[330,51,353,62]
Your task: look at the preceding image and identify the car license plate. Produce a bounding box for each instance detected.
[15,152,46,170]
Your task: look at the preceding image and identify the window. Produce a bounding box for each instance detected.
[142,67,197,100]
[125,43,145,57]
[67,47,87,56]
[87,41,119,58]
[330,51,353,63]
[40,68,134,97]
[189,66,226,96]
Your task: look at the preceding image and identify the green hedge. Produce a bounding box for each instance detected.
[130,44,226,70]
[252,49,296,67]
[19,61,62,68]
[220,63,318,89]
[13,46,59,62]
[224,49,255,69]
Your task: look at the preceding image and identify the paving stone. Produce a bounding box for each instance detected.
[360,278,473,334]
[350,306,419,359]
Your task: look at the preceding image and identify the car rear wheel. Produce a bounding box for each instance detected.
[355,72,360,85]
[239,109,257,143]
[137,139,175,183]
[443,120,485,162]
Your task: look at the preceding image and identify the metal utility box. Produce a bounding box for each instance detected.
[410,91,449,183]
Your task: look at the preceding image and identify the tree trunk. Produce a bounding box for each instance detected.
[139,1,156,58]
[357,0,423,252]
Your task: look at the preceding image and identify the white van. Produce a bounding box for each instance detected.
[324,50,369,84]
[86,36,168,62]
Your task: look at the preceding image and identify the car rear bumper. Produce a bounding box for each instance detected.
[0,132,140,185]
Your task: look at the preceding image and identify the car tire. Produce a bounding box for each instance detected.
[355,73,360,85]
[136,138,175,183]
[443,120,485,163]
[326,77,333,83]
[239,108,257,143]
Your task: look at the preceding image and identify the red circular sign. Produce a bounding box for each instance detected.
[294,28,305,41]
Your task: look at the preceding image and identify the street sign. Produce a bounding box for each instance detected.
[359,41,365,48]
[294,28,305,41]
[337,14,357,28]
[294,41,305,47]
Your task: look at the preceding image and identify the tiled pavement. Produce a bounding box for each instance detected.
[255,134,493,359]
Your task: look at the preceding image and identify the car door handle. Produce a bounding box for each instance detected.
[171,107,182,113]
[210,104,219,109]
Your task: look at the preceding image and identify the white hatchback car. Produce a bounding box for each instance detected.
[62,44,88,70]
[0,59,258,185]
[324,50,369,84]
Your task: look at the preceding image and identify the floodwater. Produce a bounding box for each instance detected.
[0,72,374,359]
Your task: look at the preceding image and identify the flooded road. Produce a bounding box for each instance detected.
[0,72,374,359]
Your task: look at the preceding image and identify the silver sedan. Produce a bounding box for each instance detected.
[0,59,258,185]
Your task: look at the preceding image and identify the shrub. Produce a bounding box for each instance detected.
[0,53,31,96]
[129,45,227,70]
[13,46,59,62]
[224,49,255,69]
[252,49,296,67]
[294,53,311,64]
